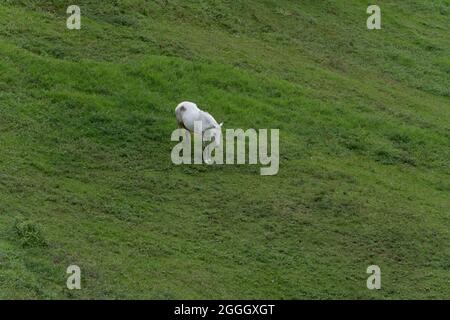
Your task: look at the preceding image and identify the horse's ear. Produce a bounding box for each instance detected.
[219,122,223,127]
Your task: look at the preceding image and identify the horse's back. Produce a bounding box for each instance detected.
[175,101,199,114]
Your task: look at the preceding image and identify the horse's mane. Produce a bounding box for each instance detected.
[200,110,219,129]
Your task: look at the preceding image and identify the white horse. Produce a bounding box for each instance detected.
[175,101,223,163]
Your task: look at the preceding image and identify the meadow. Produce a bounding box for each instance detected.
[0,0,449,299]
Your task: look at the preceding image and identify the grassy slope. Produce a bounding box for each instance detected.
[0,0,449,299]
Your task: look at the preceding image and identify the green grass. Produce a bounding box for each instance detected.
[0,0,449,299]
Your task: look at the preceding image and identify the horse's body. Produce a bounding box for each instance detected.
[175,101,223,163]
[175,101,221,132]
[175,101,222,140]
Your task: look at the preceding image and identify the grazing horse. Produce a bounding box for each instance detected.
[175,101,223,163]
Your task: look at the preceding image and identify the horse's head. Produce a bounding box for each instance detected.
[207,122,223,148]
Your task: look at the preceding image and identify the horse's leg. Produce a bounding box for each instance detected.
[202,137,207,164]
[202,131,213,164]
[185,129,191,147]
[178,121,190,146]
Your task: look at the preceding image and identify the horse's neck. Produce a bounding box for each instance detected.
[199,111,215,130]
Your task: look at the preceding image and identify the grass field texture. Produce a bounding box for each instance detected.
[0,0,449,299]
